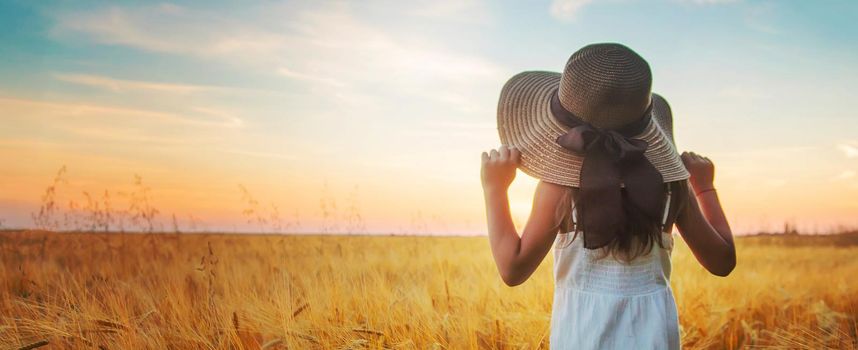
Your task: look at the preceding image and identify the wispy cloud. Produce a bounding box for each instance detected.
[831,170,856,181]
[222,149,298,160]
[188,107,244,128]
[674,0,740,5]
[0,97,243,129]
[54,72,295,98]
[277,67,346,88]
[55,73,217,94]
[408,0,494,25]
[423,121,496,130]
[838,142,858,158]
[707,145,818,158]
[62,124,199,146]
[278,5,506,91]
[51,3,507,113]
[52,5,288,60]
[549,0,594,21]
[550,0,740,22]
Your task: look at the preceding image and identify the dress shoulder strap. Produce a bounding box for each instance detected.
[661,181,686,233]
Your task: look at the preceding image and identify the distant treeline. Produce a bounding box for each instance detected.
[741,230,858,247]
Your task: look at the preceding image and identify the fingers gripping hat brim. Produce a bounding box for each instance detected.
[497,71,689,187]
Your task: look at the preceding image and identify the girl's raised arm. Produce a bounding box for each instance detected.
[675,151,737,277]
[481,145,565,286]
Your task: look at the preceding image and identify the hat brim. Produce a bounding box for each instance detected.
[497,71,689,187]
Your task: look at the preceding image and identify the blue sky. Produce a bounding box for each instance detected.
[1,0,857,234]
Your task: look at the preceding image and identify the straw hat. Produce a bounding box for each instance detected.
[497,43,689,188]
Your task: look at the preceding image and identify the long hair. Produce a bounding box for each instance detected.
[553,180,690,262]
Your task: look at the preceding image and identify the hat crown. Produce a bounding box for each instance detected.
[558,43,652,129]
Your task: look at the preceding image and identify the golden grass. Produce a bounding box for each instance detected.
[1,231,856,349]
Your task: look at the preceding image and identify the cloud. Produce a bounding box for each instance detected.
[51,3,506,113]
[675,0,740,4]
[188,107,244,128]
[55,73,217,94]
[550,0,594,21]
[62,124,199,146]
[52,5,288,60]
[0,97,243,129]
[0,96,249,159]
[423,121,495,130]
[708,145,818,158]
[549,0,738,21]
[279,6,505,87]
[54,72,295,98]
[831,170,856,181]
[277,67,346,88]
[222,149,297,160]
[408,0,494,25]
[838,142,858,158]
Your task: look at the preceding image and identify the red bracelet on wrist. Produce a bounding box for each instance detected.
[695,188,716,196]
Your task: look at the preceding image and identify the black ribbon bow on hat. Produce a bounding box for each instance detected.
[550,90,665,249]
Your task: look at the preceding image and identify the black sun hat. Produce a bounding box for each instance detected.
[497,43,688,187]
[496,43,690,248]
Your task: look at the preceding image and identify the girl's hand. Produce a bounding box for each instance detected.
[681,151,715,193]
[481,145,521,193]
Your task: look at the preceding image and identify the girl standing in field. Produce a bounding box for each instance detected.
[481,43,736,349]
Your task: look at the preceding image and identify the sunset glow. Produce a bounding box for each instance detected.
[1,1,857,234]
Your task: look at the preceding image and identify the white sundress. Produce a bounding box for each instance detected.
[549,193,681,350]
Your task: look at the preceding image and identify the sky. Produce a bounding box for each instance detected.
[1,0,857,235]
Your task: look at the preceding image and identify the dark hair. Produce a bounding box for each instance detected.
[554,180,690,262]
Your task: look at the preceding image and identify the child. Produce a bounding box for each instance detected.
[481,43,735,349]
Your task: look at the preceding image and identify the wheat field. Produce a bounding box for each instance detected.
[1,230,856,349]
